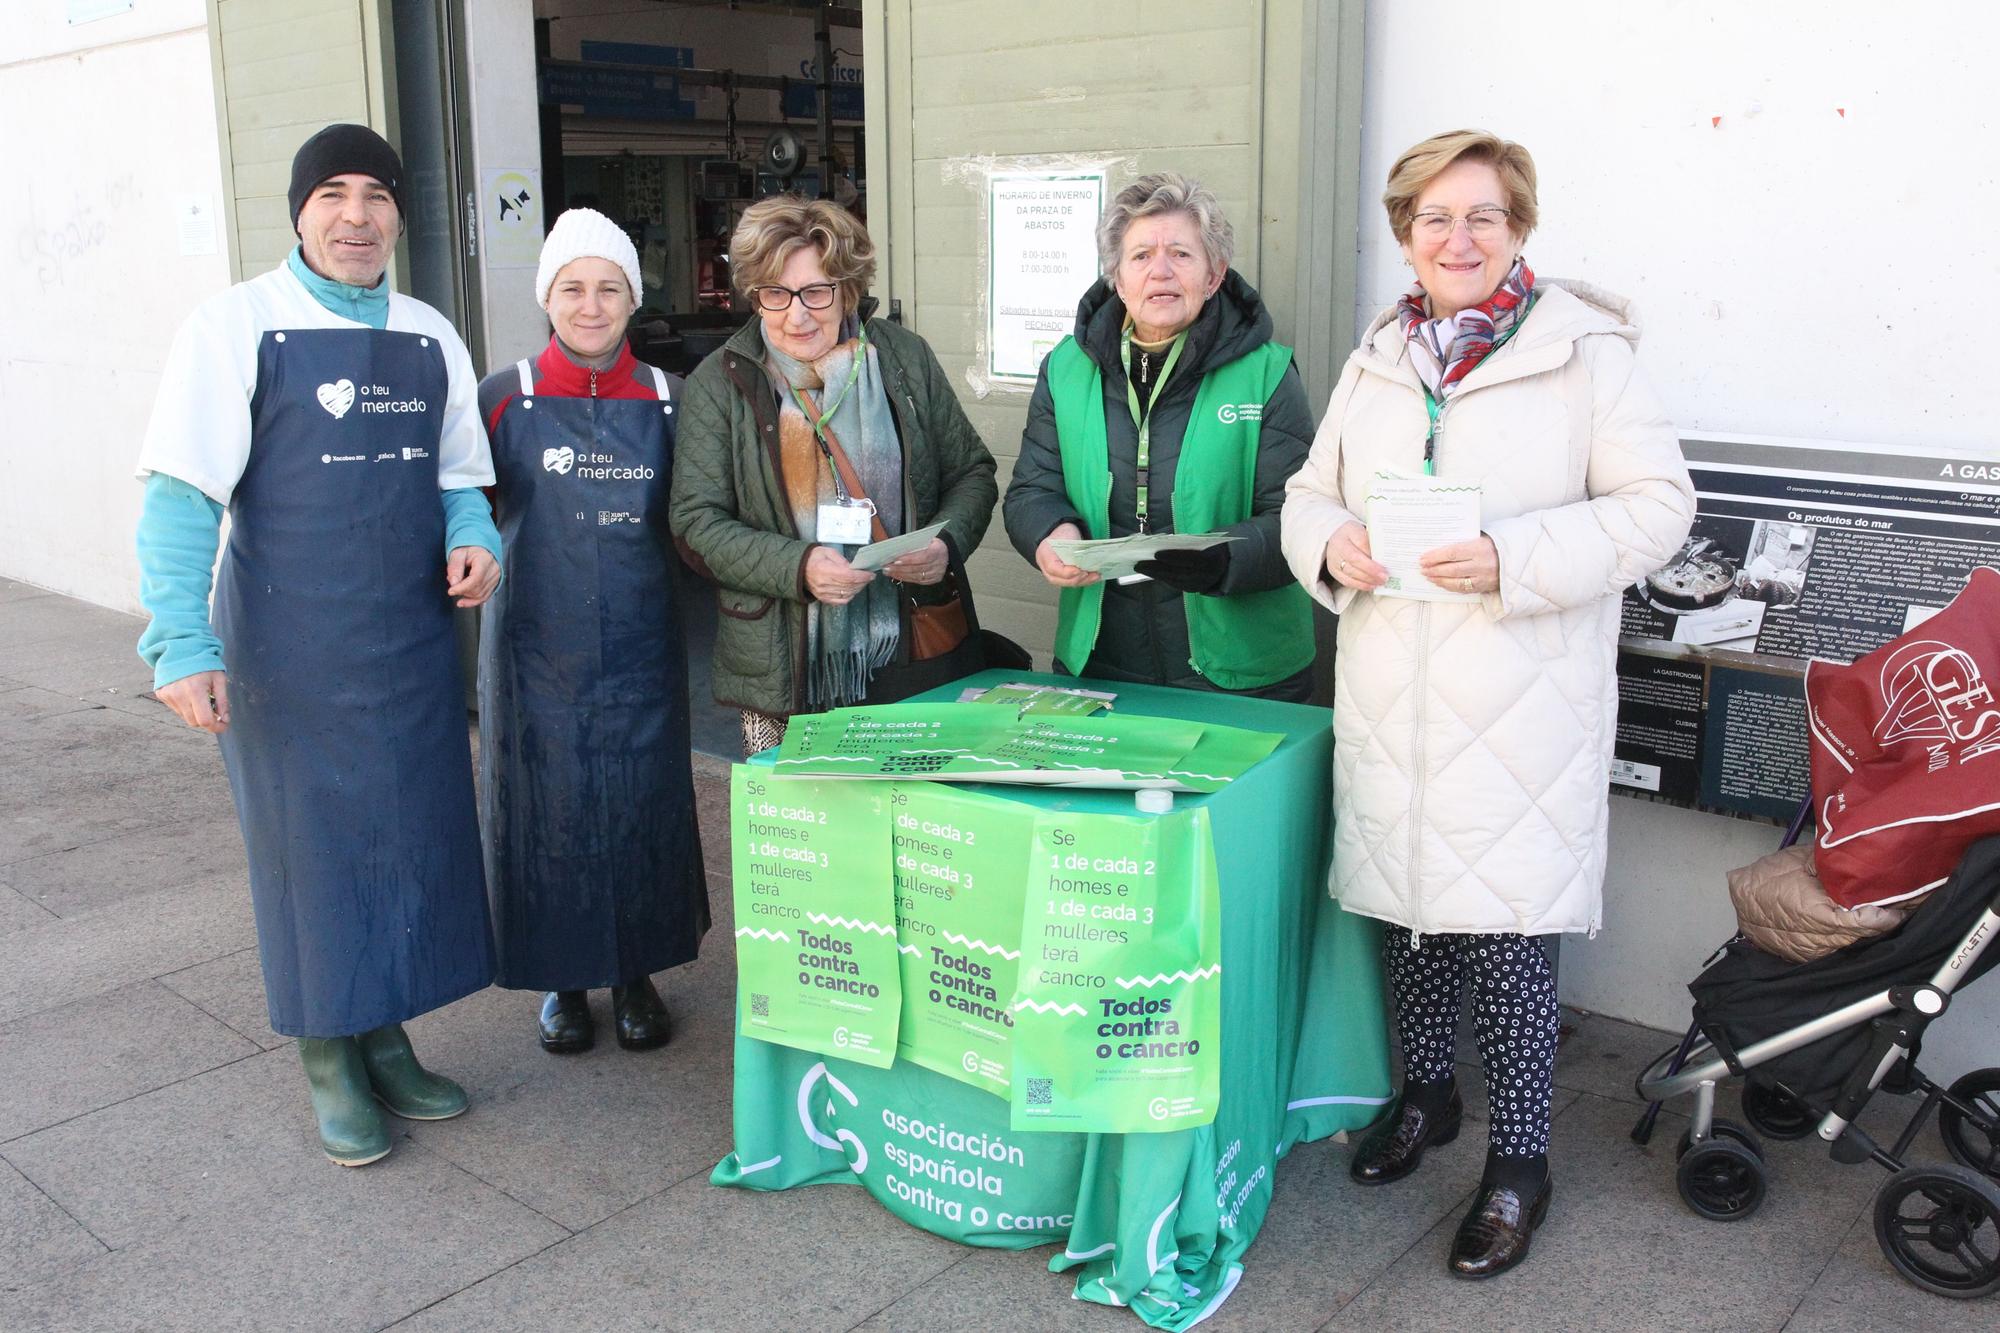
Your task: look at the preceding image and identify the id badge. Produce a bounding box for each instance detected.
[816,497,876,545]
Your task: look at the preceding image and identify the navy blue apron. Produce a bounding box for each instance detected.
[478,358,709,991]
[214,326,493,1038]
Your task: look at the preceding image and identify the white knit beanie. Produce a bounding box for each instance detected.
[535,208,642,310]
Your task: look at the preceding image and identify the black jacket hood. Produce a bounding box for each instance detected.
[1071,268,1274,380]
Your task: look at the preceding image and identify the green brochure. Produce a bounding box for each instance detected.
[1172,720,1284,788]
[974,682,1115,716]
[1009,806,1223,1133]
[731,767,901,1067]
[775,702,1277,792]
[890,784,1035,1095]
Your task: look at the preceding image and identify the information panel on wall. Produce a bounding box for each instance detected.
[1614,433,2000,821]
[987,173,1104,383]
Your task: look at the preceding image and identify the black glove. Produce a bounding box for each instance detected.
[1133,544,1230,594]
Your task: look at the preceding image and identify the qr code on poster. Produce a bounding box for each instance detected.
[1026,1078,1053,1106]
[751,993,770,1019]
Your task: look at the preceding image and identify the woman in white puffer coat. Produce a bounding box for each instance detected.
[1281,129,1694,1280]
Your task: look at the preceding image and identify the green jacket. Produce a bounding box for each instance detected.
[1002,271,1315,694]
[669,312,999,717]
[1045,336,1313,689]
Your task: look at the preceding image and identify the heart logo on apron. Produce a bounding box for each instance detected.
[543,446,575,474]
[316,379,356,419]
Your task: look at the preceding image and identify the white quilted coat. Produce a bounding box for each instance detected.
[1281,281,1695,937]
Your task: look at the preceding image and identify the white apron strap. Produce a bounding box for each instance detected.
[515,359,535,396]
[648,365,670,401]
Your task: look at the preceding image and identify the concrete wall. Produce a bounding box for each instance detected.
[0,1,231,612]
[1351,0,2000,1077]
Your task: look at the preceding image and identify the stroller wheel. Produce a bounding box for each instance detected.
[1872,1164,2000,1298]
[1742,1082,1817,1141]
[1676,1137,1767,1221]
[1939,1069,2000,1183]
[1677,1117,1763,1162]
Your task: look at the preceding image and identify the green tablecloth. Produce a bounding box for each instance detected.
[711,672,1391,1328]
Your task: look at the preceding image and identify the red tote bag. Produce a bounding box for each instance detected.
[1806,566,2000,908]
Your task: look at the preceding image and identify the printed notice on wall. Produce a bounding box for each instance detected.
[988,172,1104,383]
[174,194,218,257]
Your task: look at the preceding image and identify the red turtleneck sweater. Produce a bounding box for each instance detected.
[481,337,663,435]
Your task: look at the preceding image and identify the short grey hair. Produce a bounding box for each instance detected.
[1096,173,1235,282]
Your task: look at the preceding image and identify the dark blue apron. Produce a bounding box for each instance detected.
[478,358,709,991]
[215,326,493,1038]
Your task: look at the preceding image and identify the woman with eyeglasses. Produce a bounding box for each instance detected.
[1002,172,1318,699]
[1281,130,1694,1278]
[670,196,998,754]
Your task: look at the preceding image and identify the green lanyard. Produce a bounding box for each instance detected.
[1121,326,1187,533]
[1421,388,1443,476]
[790,324,868,497]
[1417,290,1536,478]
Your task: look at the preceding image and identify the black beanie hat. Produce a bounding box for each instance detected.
[287,124,406,232]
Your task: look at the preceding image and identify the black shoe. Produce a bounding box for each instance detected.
[1449,1176,1552,1280]
[1349,1088,1463,1186]
[611,977,672,1051]
[538,990,594,1053]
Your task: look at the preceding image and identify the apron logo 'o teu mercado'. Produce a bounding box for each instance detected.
[543,445,575,474]
[316,378,356,419]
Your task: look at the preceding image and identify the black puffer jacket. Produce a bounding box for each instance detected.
[1001,270,1314,694]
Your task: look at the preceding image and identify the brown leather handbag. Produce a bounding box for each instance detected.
[816,419,971,662]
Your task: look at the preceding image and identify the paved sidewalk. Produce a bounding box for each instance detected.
[0,576,1977,1330]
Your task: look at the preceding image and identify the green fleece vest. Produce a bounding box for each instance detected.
[1046,336,1314,690]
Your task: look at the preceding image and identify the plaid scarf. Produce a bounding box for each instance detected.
[763,327,903,709]
[1398,258,1536,400]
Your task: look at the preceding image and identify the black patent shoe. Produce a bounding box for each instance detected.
[611,976,672,1051]
[538,990,595,1053]
[1449,1176,1552,1280]
[1349,1088,1463,1186]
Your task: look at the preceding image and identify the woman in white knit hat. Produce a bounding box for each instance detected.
[474,207,709,1055]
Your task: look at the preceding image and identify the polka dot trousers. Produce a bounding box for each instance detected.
[1381,926,1558,1158]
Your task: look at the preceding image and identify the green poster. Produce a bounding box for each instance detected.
[889,784,1035,1095]
[731,767,901,1067]
[1009,807,1223,1133]
[774,702,1276,793]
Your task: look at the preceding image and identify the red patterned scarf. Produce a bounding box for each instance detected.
[1398,259,1536,400]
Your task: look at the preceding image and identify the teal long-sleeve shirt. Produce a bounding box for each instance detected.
[135,248,501,691]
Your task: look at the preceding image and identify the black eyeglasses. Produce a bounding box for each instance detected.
[752,282,839,312]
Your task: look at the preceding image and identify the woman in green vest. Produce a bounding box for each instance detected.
[1002,173,1317,699]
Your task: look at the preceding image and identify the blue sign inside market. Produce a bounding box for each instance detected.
[542,41,698,120]
[781,80,864,122]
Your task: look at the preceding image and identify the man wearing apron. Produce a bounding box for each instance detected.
[134,125,501,1167]
[476,209,709,1054]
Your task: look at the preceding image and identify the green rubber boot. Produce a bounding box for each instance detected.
[356,1023,470,1121]
[297,1037,392,1167]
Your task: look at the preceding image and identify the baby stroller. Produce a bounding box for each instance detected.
[1633,804,2000,1299]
